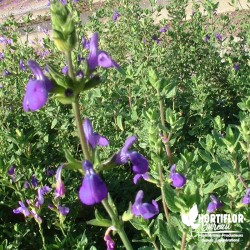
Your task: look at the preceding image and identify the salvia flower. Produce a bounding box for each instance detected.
[58,205,70,216]
[19,60,26,71]
[23,60,54,112]
[160,25,168,33]
[24,181,29,189]
[113,10,120,21]
[204,34,210,42]
[242,188,250,205]
[3,70,11,76]
[87,32,119,70]
[0,52,4,60]
[13,201,30,217]
[115,136,149,174]
[169,164,186,188]
[61,65,68,75]
[104,226,116,250]
[207,195,223,213]
[83,118,109,149]
[54,165,66,198]
[79,160,108,205]
[31,175,38,187]
[133,173,149,184]
[215,33,222,42]
[36,186,51,207]
[82,37,90,50]
[131,190,159,219]
[152,35,160,44]
[8,165,16,175]
[233,63,240,71]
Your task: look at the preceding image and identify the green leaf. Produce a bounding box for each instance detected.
[158,219,174,249]
[162,183,179,213]
[86,218,111,227]
[51,118,58,129]
[167,223,180,242]
[116,115,124,131]
[199,150,213,163]
[138,247,154,250]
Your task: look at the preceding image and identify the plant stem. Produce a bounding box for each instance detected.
[102,199,133,250]
[66,51,91,161]
[158,91,173,165]
[159,163,169,221]
[180,232,186,250]
[157,89,170,221]
[72,101,91,161]
[38,223,47,250]
[234,157,248,189]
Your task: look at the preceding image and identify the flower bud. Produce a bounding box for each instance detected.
[50,0,76,52]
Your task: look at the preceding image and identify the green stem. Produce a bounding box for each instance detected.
[38,223,47,250]
[102,199,133,250]
[180,232,186,250]
[158,90,173,165]
[157,89,171,221]
[234,156,248,189]
[66,51,91,161]
[72,101,91,161]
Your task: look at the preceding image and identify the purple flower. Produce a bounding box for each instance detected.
[169,165,186,188]
[133,173,149,184]
[115,136,149,174]
[13,201,30,217]
[87,32,119,70]
[31,175,38,187]
[61,65,68,75]
[83,118,109,149]
[79,160,108,205]
[61,0,67,5]
[207,195,223,213]
[19,60,26,71]
[215,33,222,42]
[76,69,84,79]
[23,61,54,112]
[24,181,29,189]
[58,205,70,216]
[3,70,11,76]
[8,165,16,175]
[104,235,115,250]
[0,36,6,43]
[204,34,210,42]
[30,210,42,223]
[152,35,160,44]
[36,186,51,207]
[77,54,84,65]
[242,188,250,205]
[0,52,4,60]
[160,25,168,33]
[82,37,90,50]
[113,10,120,21]
[46,167,56,177]
[131,190,159,219]
[233,63,240,71]
[54,165,66,198]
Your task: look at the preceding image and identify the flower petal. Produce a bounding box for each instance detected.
[129,151,149,174]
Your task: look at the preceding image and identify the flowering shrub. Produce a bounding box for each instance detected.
[0,0,249,249]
